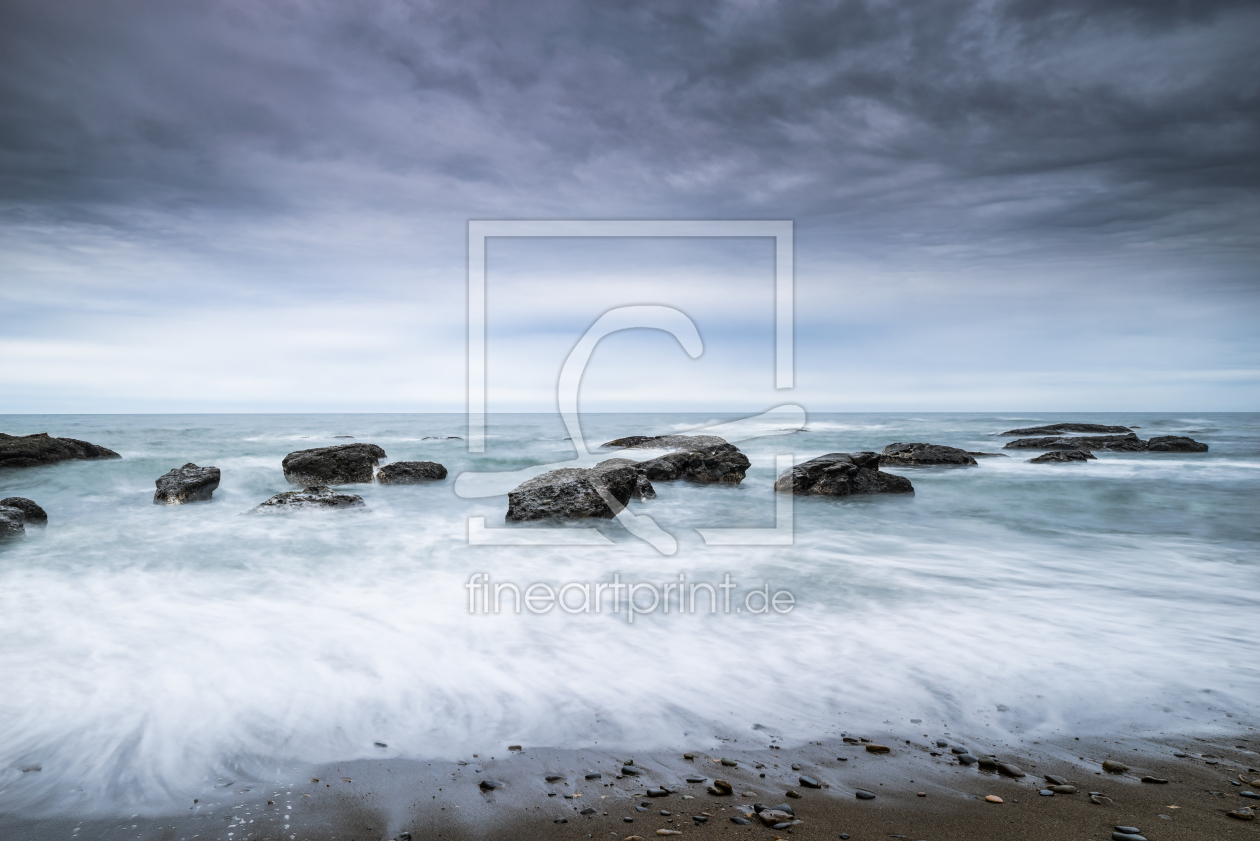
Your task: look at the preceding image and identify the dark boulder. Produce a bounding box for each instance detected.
[0,497,46,524]
[1004,433,1146,452]
[0,432,120,469]
[153,463,220,505]
[281,443,386,486]
[1029,450,1096,464]
[0,506,25,537]
[506,460,648,522]
[255,485,366,511]
[1001,423,1131,435]
[590,458,656,499]
[774,452,914,496]
[1147,435,1208,452]
[603,435,750,485]
[377,461,448,484]
[967,452,1009,458]
[881,443,978,466]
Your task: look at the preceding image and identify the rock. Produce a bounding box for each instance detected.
[690,815,707,823]
[579,806,595,814]
[1140,776,1168,784]
[1147,435,1208,452]
[1242,790,1260,800]
[865,744,891,754]
[957,754,977,765]
[0,507,25,538]
[774,453,913,497]
[1112,833,1146,841]
[1044,774,1069,786]
[771,803,794,815]
[1029,450,1096,464]
[1050,785,1078,794]
[153,463,220,504]
[785,789,800,798]
[604,434,725,449]
[377,461,448,484]
[254,486,366,511]
[506,460,646,521]
[977,757,999,770]
[758,809,793,826]
[936,741,949,748]
[950,747,967,754]
[281,443,386,486]
[1001,423,1132,435]
[478,779,505,791]
[601,435,750,485]
[683,753,694,760]
[1102,760,1129,773]
[685,776,706,784]
[998,763,1026,778]
[1090,794,1113,805]
[720,757,738,766]
[984,795,1003,803]
[730,816,750,825]
[1114,828,1141,836]
[799,775,821,789]
[545,774,565,782]
[655,831,683,836]
[1039,789,1054,796]
[0,498,46,524]
[621,765,642,776]
[880,443,978,466]
[646,788,668,797]
[1227,807,1255,820]
[855,790,876,800]
[968,451,1009,458]
[1004,434,1146,452]
[585,772,602,780]
[712,779,733,794]
[0,432,121,469]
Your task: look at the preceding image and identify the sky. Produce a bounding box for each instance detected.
[1,0,1257,413]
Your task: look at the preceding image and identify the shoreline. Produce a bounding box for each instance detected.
[4,731,1257,840]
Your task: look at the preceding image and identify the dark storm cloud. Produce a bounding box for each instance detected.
[1,0,1257,253]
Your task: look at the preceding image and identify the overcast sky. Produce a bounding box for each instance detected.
[1,0,1257,413]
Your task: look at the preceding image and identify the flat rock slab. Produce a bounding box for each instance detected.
[377,461,448,484]
[1004,433,1147,452]
[775,452,914,496]
[881,442,978,466]
[1147,435,1208,452]
[603,434,727,450]
[0,432,120,469]
[254,485,366,512]
[1029,450,1096,463]
[1001,423,1132,435]
[282,443,385,486]
[506,461,645,522]
[154,463,221,504]
[0,497,46,524]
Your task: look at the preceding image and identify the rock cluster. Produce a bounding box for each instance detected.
[1004,432,1208,453]
[602,435,750,485]
[153,463,221,504]
[774,452,914,496]
[282,443,386,486]
[881,443,978,466]
[1001,423,1132,435]
[0,432,120,469]
[377,461,448,484]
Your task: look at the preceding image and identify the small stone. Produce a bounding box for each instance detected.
[1112,834,1146,841]
[623,817,633,822]
[659,810,670,816]
[865,744,891,754]
[1241,790,1260,799]
[957,753,977,766]
[478,779,504,791]
[1140,776,1168,784]
[917,791,926,797]
[586,772,603,780]
[507,744,522,751]
[855,790,876,800]
[685,776,707,784]
[553,818,567,823]
[1039,789,1054,796]
[998,763,1026,778]
[622,766,642,776]
[790,763,801,770]
[785,789,800,798]
[720,757,738,766]
[1044,774,1069,786]
[712,779,733,794]
[950,747,967,754]
[1173,752,1188,757]
[691,815,708,823]
[683,753,694,760]
[1114,828,1140,835]
[977,757,999,770]
[1090,794,1113,805]
[936,740,949,748]
[1227,807,1256,820]
[1102,760,1129,773]
[798,776,821,789]
[984,795,1003,803]
[1050,785,1077,794]
[656,831,683,836]
[646,788,668,798]
[580,807,596,814]
[730,816,750,825]
[758,809,794,826]
[545,775,565,782]
[771,803,794,815]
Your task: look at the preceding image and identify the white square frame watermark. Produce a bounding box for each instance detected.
[466,219,795,453]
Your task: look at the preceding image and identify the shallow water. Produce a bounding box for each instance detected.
[1,412,1257,816]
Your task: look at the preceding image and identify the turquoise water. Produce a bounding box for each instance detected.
[0,412,1257,815]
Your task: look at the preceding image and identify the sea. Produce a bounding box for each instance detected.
[1,412,1257,817]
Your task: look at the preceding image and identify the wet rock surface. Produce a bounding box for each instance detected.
[377,461,448,484]
[1147,435,1209,452]
[153,463,221,504]
[254,485,367,512]
[1001,423,1132,435]
[880,442,978,466]
[1029,450,1096,463]
[506,461,645,521]
[0,497,46,524]
[282,443,386,486]
[0,506,25,537]
[603,435,750,485]
[0,432,121,469]
[774,452,914,496]
[1004,433,1147,452]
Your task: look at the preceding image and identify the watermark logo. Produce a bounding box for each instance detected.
[455,220,803,553]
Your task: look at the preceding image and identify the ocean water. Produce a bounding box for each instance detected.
[0,412,1257,816]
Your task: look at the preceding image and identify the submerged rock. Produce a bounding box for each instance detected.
[377,461,448,484]
[0,497,46,524]
[881,443,978,466]
[506,460,647,521]
[1001,423,1132,435]
[0,506,25,537]
[1029,450,1096,464]
[153,463,221,504]
[0,432,120,469]
[254,485,366,511]
[1146,435,1208,452]
[1004,433,1146,452]
[775,452,913,496]
[603,435,750,485]
[281,443,385,486]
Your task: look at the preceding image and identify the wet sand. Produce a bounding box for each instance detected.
[3,731,1258,840]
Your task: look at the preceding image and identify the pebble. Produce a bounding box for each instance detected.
[586,772,603,780]
[840,835,850,840]
[917,792,926,797]
[545,775,565,782]
[659,810,670,816]
[720,757,738,766]
[1039,790,1054,796]
[683,753,694,760]
[799,775,821,789]
[685,776,707,784]
[772,803,795,815]
[1090,794,1114,805]
[1112,834,1146,841]
[656,830,683,836]
[855,790,877,800]
[1114,827,1141,835]
[646,788,668,798]
[790,763,801,771]
[478,779,505,791]
[1227,807,1256,820]
[374,741,388,748]
[712,779,733,794]
[730,816,750,825]
[580,807,596,814]
[950,747,967,754]
[957,754,977,766]
[1173,752,1189,757]
[692,815,708,823]
[937,741,949,748]
[635,806,647,812]
[998,763,1026,778]
[623,817,633,822]
[553,818,567,824]
[508,744,521,751]
[865,744,891,754]
[977,757,999,770]
[1050,785,1077,794]
[1102,761,1129,773]
[622,766,642,776]
[1242,790,1260,800]
[1044,774,1069,786]
[1140,776,1168,784]
[984,795,1003,803]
